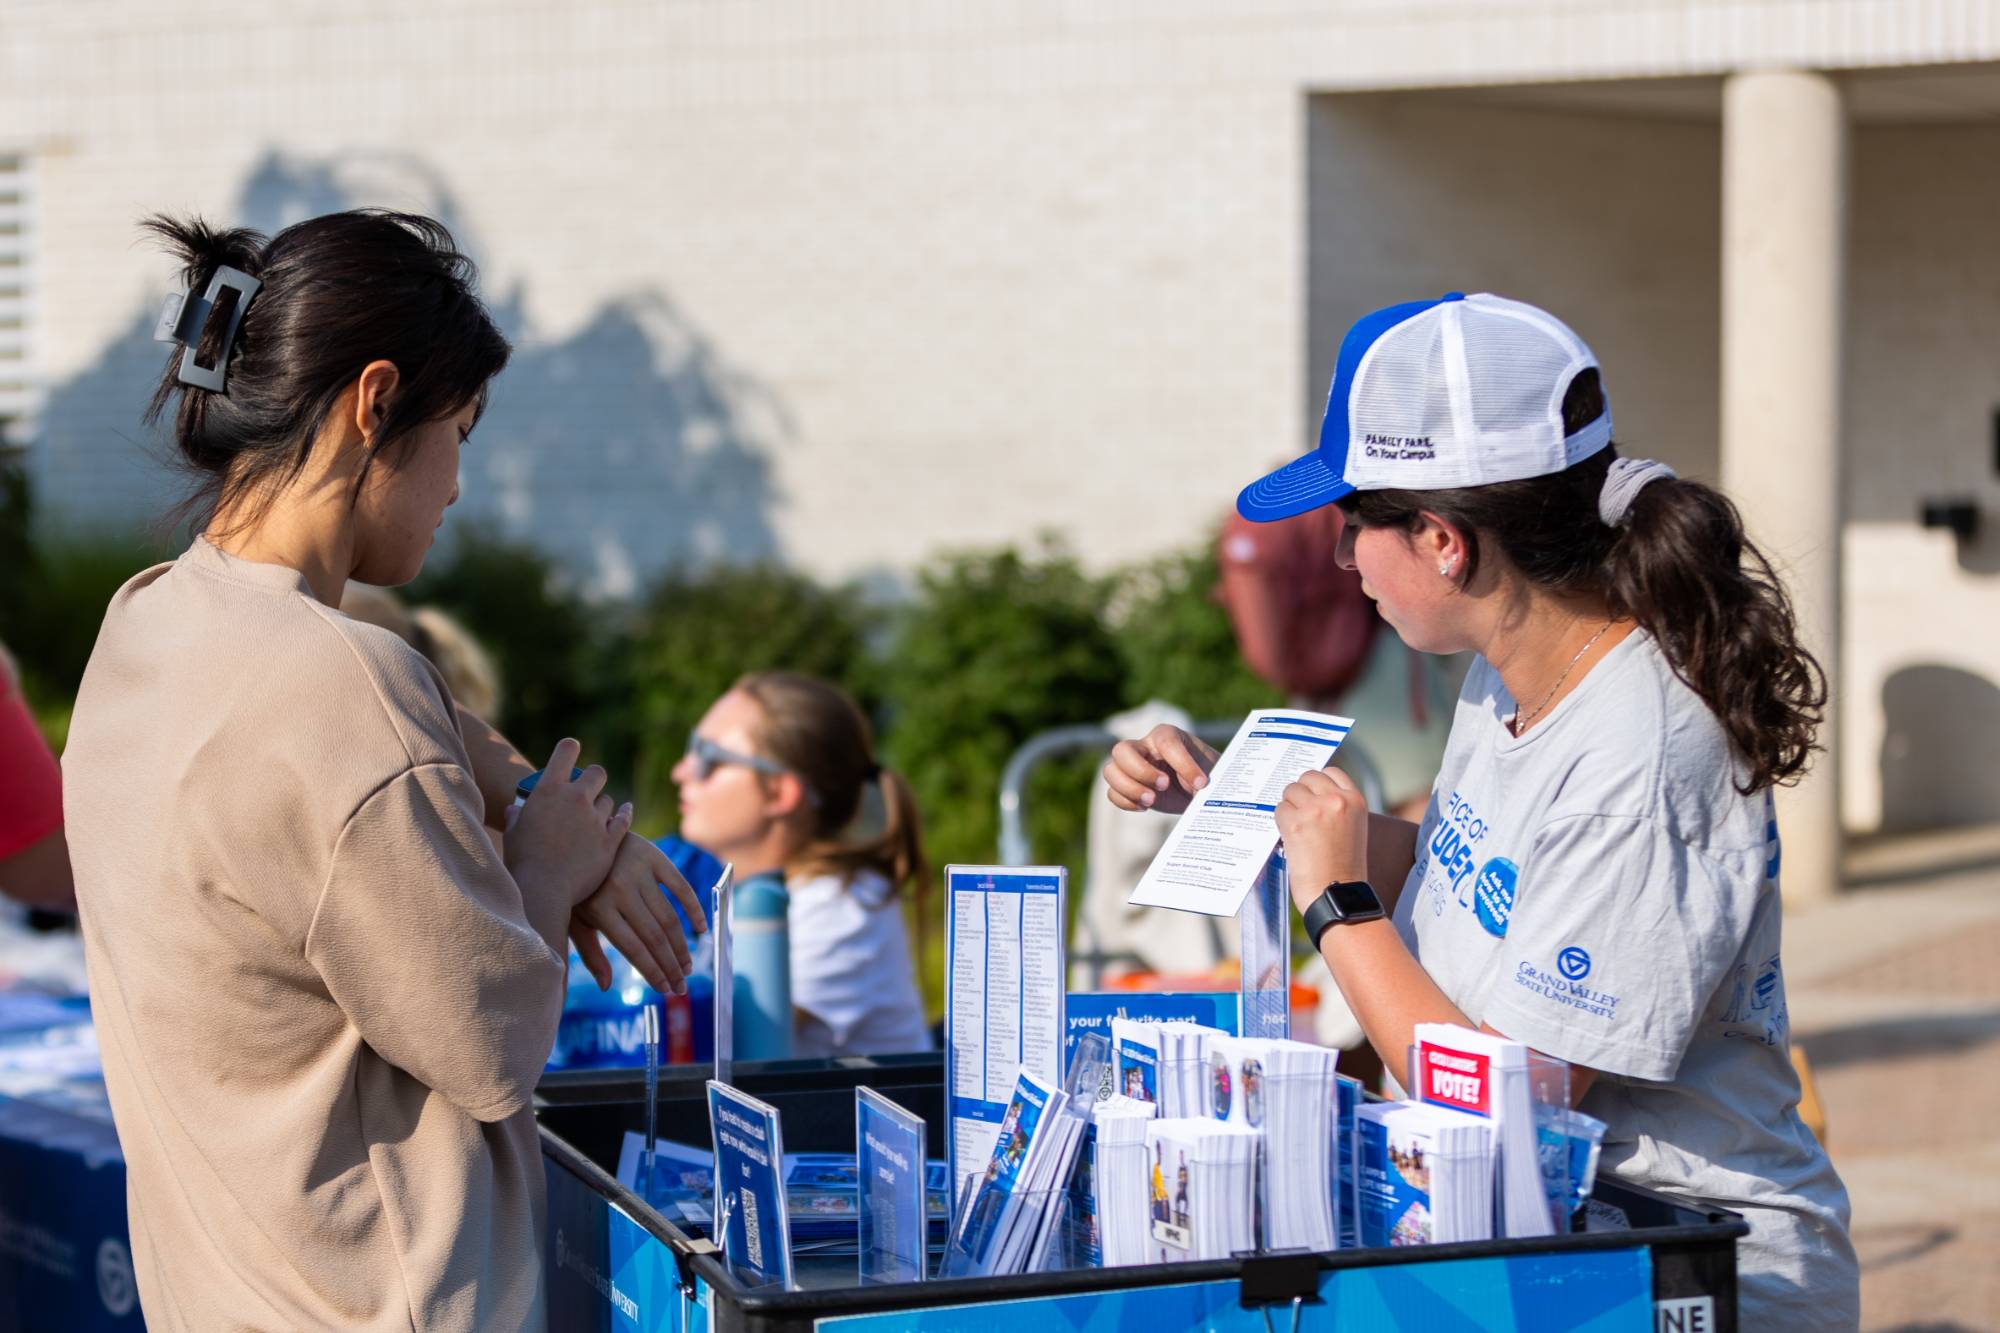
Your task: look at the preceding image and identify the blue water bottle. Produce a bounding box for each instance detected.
[731,871,793,1060]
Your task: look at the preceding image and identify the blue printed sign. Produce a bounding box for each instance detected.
[706,1081,792,1290]
[856,1087,928,1285]
[1063,992,1239,1071]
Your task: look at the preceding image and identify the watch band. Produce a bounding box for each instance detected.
[1302,879,1385,949]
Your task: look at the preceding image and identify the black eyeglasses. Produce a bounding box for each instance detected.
[683,732,791,783]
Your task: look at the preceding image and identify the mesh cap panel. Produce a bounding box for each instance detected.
[1461,304,1580,444]
[1348,314,1460,480]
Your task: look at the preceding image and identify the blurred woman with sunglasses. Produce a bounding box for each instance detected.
[673,672,932,1057]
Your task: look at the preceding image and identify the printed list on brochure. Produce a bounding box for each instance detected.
[947,873,1063,1183]
[1127,709,1353,918]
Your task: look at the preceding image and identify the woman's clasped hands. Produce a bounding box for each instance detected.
[506,737,708,997]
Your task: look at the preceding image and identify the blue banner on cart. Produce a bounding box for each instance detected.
[0,1096,142,1333]
[814,1245,1653,1332]
[544,1150,704,1332]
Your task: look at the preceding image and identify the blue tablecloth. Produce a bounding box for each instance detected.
[0,992,140,1331]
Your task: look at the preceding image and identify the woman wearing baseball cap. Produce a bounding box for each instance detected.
[1104,293,1857,1329]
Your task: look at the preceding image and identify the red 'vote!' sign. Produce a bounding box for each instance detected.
[1419,1044,1492,1116]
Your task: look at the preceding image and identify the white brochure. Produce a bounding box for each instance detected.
[1127,709,1355,918]
[943,865,1067,1201]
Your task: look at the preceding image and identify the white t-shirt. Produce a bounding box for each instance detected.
[788,867,932,1059]
[1396,631,1857,1332]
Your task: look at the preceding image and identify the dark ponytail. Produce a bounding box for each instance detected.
[141,209,510,534]
[735,672,933,961]
[1340,370,1825,793]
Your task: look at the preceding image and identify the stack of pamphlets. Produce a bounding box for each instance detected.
[1331,1073,1363,1249]
[1109,1017,1164,1109]
[1209,1036,1337,1252]
[618,1134,951,1245]
[1355,1102,1495,1247]
[1411,1023,1569,1237]
[1090,1093,1158,1267]
[1056,1030,1114,1268]
[1158,1021,1225,1117]
[1141,1118,1259,1263]
[1112,1017,1234,1119]
[947,1066,1088,1277]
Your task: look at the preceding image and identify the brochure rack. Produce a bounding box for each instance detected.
[536,1056,1747,1333]
[1238,849,1291,1041]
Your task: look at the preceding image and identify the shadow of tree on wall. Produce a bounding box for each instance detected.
[1880,663,2000,831]
[33,147,783,588]
[34,306,177,535]
[471,290,787,595]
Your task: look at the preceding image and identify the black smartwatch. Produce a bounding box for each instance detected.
[1301,880,1386,948]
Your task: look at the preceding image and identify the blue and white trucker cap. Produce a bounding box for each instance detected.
[1237,292,1613,522]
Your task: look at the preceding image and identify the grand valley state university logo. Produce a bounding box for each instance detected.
[1513,945,1620,1021]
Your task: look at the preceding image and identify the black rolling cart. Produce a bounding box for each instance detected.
[535,1055,1744,1333]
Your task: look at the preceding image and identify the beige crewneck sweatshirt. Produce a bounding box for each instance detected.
[63,537,567,1332]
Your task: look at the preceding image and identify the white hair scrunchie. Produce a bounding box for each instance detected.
[1599,457,1678,527]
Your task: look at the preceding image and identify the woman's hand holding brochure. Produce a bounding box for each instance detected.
[1102,724,1220,815]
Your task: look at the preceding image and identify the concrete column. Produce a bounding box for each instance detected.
[1721,69,1846,906]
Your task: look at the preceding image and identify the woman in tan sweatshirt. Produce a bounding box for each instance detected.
[62,212,704,1332]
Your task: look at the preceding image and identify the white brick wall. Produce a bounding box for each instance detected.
[1306,94,1723,482]
[9,1,2000,831]
[11,0,2000,583]
[5,1,1314,586]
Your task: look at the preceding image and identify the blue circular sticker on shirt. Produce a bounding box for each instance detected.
[1471,857,1519,938]
[1558,946,1593,981]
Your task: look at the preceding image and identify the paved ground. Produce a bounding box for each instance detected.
[1788,827,2000,1333]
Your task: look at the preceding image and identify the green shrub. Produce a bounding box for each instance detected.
[3,527,172,714]
[0,448,33,643]
[625,563,877,832]
[1110,543,1271,721]
[877,541,1125,889]
[407,525,610,775]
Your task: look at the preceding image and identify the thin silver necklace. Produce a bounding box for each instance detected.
[1512,619,1614,735]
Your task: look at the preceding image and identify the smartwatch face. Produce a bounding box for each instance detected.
[1325,880,1384,918]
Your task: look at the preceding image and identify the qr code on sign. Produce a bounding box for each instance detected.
[741,1187,763,1269]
